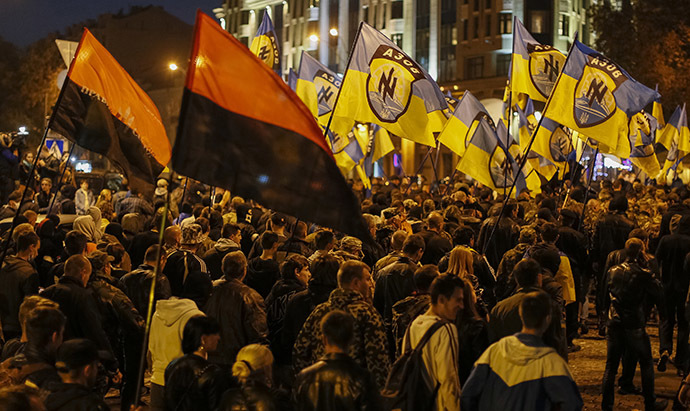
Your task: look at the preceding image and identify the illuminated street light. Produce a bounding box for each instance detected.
[169,63,179,71]
[309,34,319,42]
[330,28,338,36]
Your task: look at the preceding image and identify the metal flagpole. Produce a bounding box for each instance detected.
[403,146,434,195]
[47,143,76,214]
[577,149,599,232]
[133,182,170,405]
[481,38,577,255]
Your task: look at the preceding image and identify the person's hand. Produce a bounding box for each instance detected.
[400,220,413,234]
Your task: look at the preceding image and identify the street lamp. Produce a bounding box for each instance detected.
[169,63,179,71]
[309,34,319,42]
[329,28,338,36]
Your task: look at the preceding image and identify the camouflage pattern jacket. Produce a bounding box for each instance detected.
[292,288,391,389]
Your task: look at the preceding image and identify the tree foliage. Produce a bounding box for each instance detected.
[590,0,690,115]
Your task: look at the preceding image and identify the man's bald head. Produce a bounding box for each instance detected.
[64,255,92,287]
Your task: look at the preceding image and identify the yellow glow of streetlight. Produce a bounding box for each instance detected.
[169,63,179,71]
[329,28,338,36]
[309,34,319,42]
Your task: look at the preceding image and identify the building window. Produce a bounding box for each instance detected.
[530,11,548,34]
[466,56,483,79]
[559,14,569,36]
[473,16,479,38]
[485,14,491,36]
[241,10,250,24]
[391,1,403,19]
[462,19,468,41]
[485,0,491,9]
[391,33,403,47]
[499,13,512,34]
[240,37,249,47]
[496,54,511,76]
[474,0,479,11]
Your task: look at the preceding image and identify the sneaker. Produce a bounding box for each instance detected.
[568,343,582,353]
[658,351,670,372]
[579,322,589,335]
[618,385,642,395]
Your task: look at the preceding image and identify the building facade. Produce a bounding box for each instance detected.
[215,0,592,179]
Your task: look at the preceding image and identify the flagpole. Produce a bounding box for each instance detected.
[481,38,577,255]
[404,146,434,195]
[134,181,170,405]
[577,148,598,232]
[47,143,76,214]
[322,22,364,140]
[504,24,516,198]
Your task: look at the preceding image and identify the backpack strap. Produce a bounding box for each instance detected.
[404,320,449,354]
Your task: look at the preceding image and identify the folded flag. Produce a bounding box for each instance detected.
[511,17,566,102]
[657,105,682,150]
[629,112,660,178]
[438,90,492,157]
[530,116,574,178]
[49,29,171,192]
[173,12,370,240]
[331,22,447,147]
[545,39,660,155]
[250,12,281,76]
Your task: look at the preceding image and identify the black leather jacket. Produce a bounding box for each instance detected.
[164,353,234,411]
[604,262,664,329]
[293,352,382,411]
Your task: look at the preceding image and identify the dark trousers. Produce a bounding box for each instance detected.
[618,346,638,389]
[121,335,143,411]
[660,293,690,369]
[150,383,165,411]
[602,326,656,410]
[565,302,579,343]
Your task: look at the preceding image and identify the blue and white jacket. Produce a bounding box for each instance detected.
[460,333,583,411]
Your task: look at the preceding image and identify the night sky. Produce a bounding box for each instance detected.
[0,0,220,47]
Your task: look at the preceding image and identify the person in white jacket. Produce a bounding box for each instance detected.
[402,274,464,411]
[148,297,204,411]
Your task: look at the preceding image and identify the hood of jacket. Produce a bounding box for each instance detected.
[153,297,201,327]
[392,293,431,318]
[493,333,555,367]
[214,237,240,252]
[3,256,33,273]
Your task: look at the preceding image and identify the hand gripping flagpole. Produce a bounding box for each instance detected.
[134,179,170,405]
[481,37,577,255]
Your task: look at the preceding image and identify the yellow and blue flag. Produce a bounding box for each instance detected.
[657,105,682,150]
[629,111,660,177]
[324,124,364,175]
[511,17,566,102]
[530,116,574,178]
[438,90,492,157]
[331,22,447,147]
[515,101,557,180]
[545,39,660,154]
[287,68,297,91]
[250,12,281,76]
[295,51,342,125]
[652,85,664,131]
[362,124,394,178]
[659,104,690,153]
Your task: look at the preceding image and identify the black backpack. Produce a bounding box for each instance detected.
[381,320,448,411]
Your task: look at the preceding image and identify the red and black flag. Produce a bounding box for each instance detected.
[49,29,172,191]
[172,12,370,239]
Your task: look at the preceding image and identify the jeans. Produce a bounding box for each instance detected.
[602,326,656,411]
[150,383,165,411]
[565,302,579,343]
[660,293,690,370]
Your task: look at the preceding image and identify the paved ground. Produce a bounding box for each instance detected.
[570,322,683,410]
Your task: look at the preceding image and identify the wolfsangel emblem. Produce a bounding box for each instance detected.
[489,146,515,189]
[549,126,573,162]
[255,33,280,69]
[313,70,341,117]
[528,44,566,99]
[574,54,627,128]
[366,45,425,123]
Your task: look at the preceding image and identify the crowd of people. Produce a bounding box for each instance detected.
[0,165,689,411]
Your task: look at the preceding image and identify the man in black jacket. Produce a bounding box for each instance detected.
[119,244,172,317]
[655,215,690,372]
[0,230,40,340]
[45,339,109,410]
[418,212,452,265]
[601,238,667,411]
[41,256,117,370]
[476,200,520,270]
[293,310,381,411]
[374,233,425,323]
[204,251,268,365]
